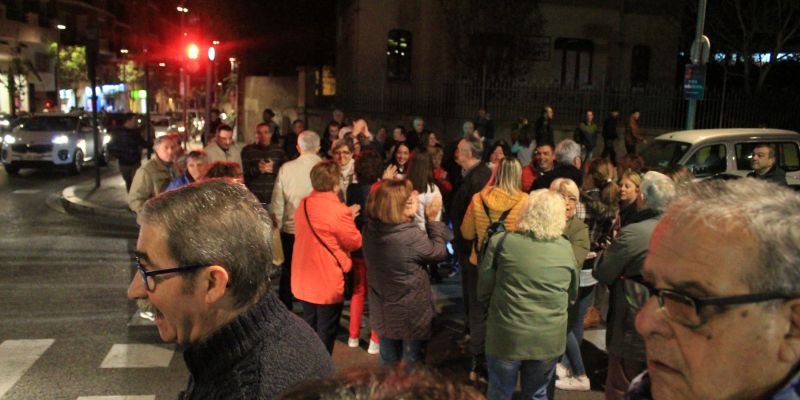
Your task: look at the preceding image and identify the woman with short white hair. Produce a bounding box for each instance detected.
[477,189,579,400]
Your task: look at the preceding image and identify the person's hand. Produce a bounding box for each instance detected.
[425,195,443,222]
[258,159,274,174]
[349,204,361,219]
[441,170,448,180]
[382,164,398,180]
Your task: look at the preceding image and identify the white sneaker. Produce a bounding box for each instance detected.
[556,375,591,391]
[556,363,570,380]
[367,339,380,354]
[347,337,360,348]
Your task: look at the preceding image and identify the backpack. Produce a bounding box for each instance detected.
[475,200,512,263]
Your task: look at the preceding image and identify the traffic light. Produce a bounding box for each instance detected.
[186,43,199,60]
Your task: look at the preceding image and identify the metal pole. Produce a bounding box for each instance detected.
[686,0,708,130]
[205,59,212,143]
[144,62,152,157]
[718,66,727,128]
[87,38,100,188]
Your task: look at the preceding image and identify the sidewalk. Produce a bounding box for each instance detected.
[60,168,136,224]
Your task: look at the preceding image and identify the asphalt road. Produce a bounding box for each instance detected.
[0,163,605,400]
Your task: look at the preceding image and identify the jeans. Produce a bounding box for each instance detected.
[562,285,595,376]
[487,354,558,400]
[279,232,295,311]
[118,162,140,193]
[348,257,378,342]
[299,300,343,354]
[379,337,425,366]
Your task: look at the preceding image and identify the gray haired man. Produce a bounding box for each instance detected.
[627,178,800,400]
[271,130,322,310]
[127,180,333,399]
[594,171,676,400]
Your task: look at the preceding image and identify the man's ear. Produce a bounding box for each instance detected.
[203,265,229,305]
[778,300,800,363]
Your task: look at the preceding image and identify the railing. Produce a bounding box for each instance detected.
[336,80,800,131]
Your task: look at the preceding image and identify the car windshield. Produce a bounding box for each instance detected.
[640,140,692,169]
[19,117,77,132]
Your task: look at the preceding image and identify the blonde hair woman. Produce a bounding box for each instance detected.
[460,157,527,382]
[477,189,578,400]
[618,169,643,227]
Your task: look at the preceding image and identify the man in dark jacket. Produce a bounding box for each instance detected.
[108,113,147,192]
[127,181,333,400]
[533,139,584,190]
[534,105,555,147]
[593,172,675,400]
[449,136,492,380]
[747,143,788,186]
[241,122,286,206]
[601,109,620,165]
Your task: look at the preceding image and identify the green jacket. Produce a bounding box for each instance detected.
[477,232,578,360]
[128,156,177,214]
[563,216,590,272]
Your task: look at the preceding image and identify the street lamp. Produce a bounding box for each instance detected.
[54,24,66,112]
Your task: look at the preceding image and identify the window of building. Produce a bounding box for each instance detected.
[387,29,412,81]
[631,45,651,88]
[554,38,593,88]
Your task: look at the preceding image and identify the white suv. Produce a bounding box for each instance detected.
[1,114,110,174]
[640,128,800,187]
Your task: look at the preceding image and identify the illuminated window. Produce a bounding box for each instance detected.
[387,30,412,81]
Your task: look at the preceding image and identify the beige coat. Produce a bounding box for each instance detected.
[271,153,322,234]
[128,156,177,214]
[205,141,243,166]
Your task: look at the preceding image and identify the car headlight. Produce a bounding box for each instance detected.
[177,126,186,132]
[102,134,111,145]
[3,134,16,144]
[52,135,70,145]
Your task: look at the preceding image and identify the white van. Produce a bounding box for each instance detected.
[639,128,800,187]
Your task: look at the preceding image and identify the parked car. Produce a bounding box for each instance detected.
[1,114,111,174]
[640,128,800,187]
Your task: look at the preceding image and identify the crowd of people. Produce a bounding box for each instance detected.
[116,106,800,400]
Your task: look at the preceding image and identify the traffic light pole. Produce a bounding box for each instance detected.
[686,0,708,130]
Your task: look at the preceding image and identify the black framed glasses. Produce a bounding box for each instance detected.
[624,277,795,329]
[135,256,210,291]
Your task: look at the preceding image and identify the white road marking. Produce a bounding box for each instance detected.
[0,339,55,398]
[100,344,174,368]
[12,189,40,194]
[76,396,155,400]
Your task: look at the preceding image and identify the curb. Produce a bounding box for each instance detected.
[61,184,137,223]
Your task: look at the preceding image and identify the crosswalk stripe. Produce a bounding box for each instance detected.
[0,339,55,398]
[100,344,175,368]
[76,396,155,400]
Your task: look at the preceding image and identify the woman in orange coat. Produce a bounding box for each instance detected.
[293,160,363,353]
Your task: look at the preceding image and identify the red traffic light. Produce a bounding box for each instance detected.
[186,43,199,60]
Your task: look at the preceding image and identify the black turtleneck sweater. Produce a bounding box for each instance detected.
[180,292,334,399]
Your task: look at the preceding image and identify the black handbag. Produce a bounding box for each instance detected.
[303,201,354,300]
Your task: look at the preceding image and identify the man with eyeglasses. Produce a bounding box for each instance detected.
[593,171,676,400]
[747,143,788,186]
[625,178,800,400]
[127,180,333,399]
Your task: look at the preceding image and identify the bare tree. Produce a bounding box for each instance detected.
[702,0,800,94]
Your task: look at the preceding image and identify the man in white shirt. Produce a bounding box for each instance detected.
[271,130,322,310]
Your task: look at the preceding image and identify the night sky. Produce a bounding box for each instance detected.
[185,0,337,75]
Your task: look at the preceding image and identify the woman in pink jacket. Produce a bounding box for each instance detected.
[293,160,363,353]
